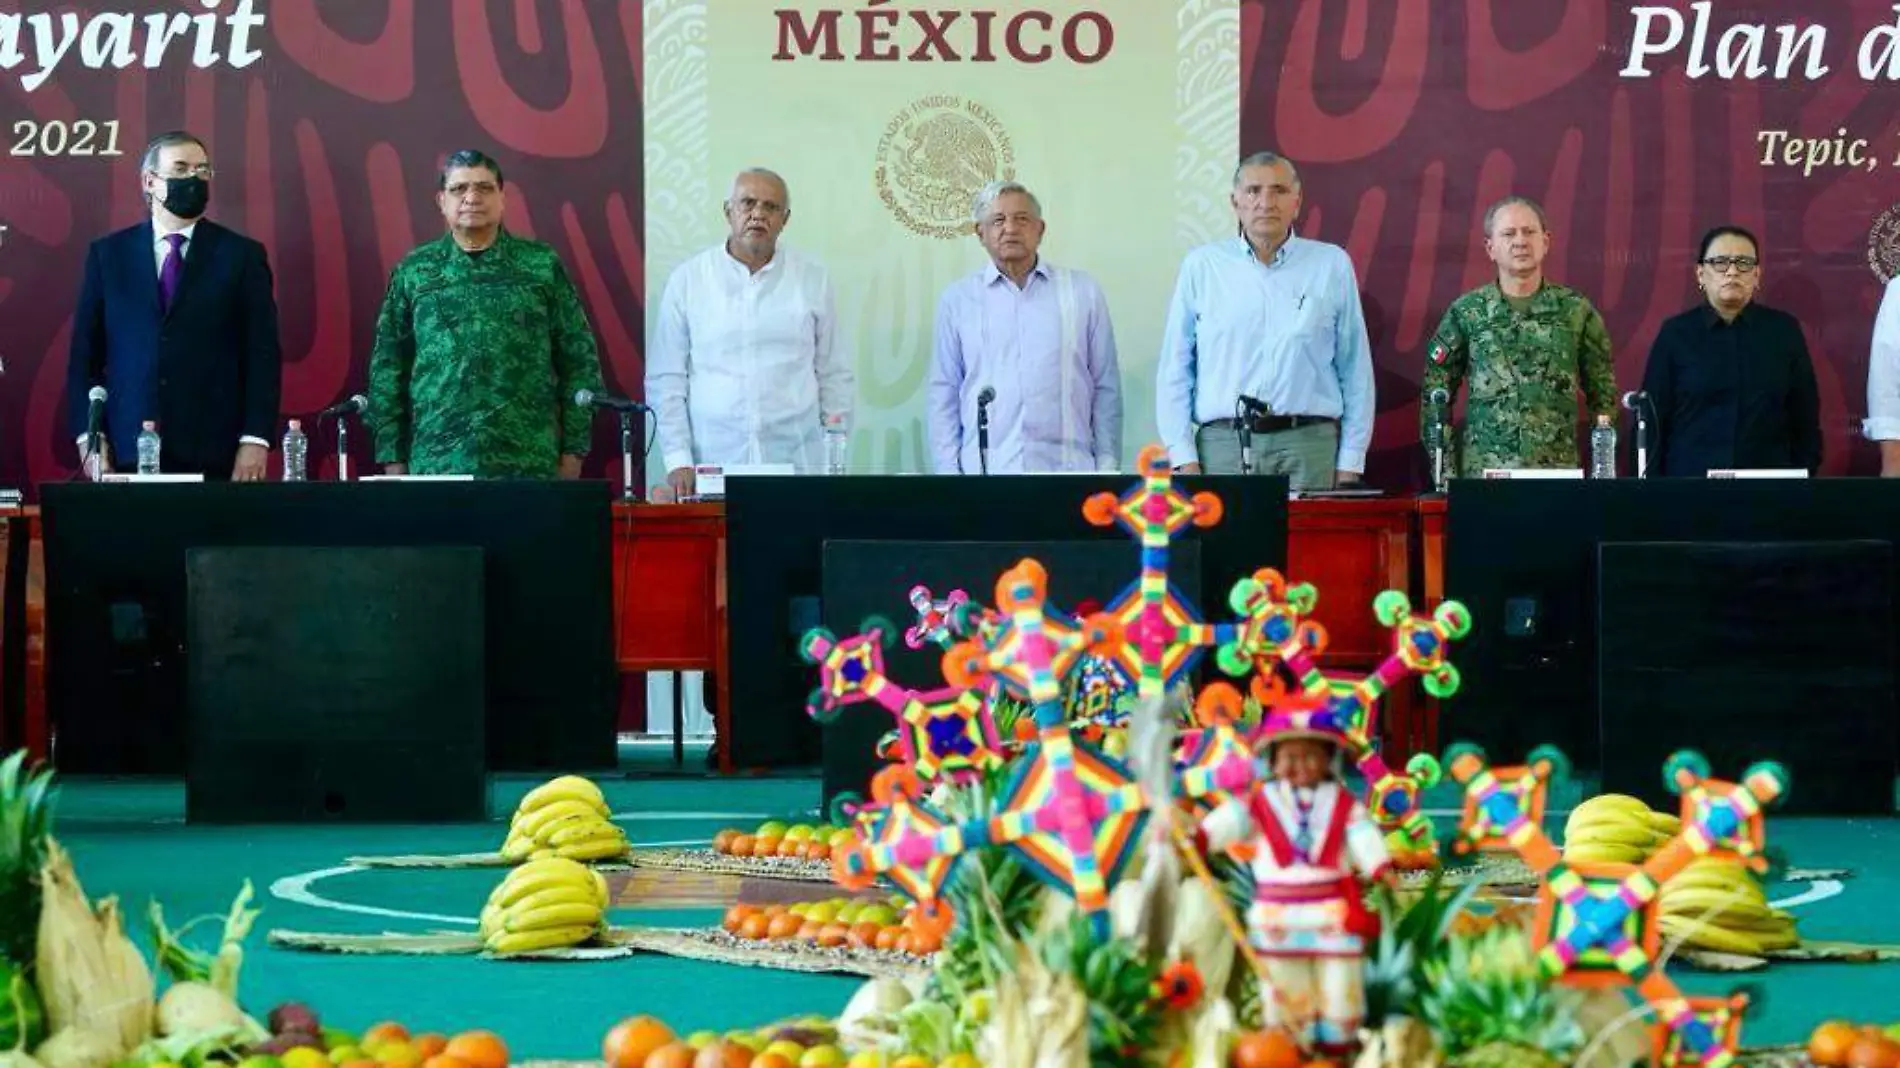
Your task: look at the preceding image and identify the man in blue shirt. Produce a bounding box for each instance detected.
[1156,151,1375,489]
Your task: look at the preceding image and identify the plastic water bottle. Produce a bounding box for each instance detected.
[823,414,849,476]
[1589,413,1617,479]
[136,421,161,474]
[281,419,308,481]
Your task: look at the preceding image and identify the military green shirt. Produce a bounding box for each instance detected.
[1421,280,1617,476]
[368,230,604,477]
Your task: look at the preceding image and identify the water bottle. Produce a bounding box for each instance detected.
[822,414,849,476]
[281,419,308,481]
[1589,413,1617,479]
[136,421,161,474]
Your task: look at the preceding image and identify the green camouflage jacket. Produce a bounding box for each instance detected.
[367,229,603,477]
[1421,280,1617,476]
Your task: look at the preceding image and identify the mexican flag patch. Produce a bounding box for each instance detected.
[1429,341,1448,365]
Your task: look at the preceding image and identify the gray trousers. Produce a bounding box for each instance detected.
[1195,421,1339,491]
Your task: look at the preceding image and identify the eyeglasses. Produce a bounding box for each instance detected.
[732,196,785,217]
[1701,256,1758,273]
[152,165,214,180]
[446,182,500,198]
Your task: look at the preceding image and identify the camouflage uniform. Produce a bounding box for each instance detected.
[1421,281,1617,476]
[368,229,603,477]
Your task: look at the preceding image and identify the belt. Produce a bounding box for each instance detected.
[1204,414,1337,434]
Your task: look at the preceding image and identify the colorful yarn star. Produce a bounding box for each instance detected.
[1445,744,1789,1066]
[904,585,970,650]
[800,624,1002,784]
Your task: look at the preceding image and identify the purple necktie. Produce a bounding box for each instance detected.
[158,233,185,313]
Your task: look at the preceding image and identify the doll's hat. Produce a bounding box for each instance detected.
[1255,693,1351,750]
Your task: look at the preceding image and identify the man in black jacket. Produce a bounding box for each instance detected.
[67,130,283,480]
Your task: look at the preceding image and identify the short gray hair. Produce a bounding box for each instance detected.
[1234,151,1300,189]
[140,130,207,175]
[1483,195,1549,237]
[729,167,790,208]
[971,180,1042,224]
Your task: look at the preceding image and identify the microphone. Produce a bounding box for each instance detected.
[1622,391,1655,478]
[574,388,649,413]
[85,386,108,434]
[976,387,994,476]
[1620,390,1648,411]
[319,394,368,418]
[1428,388,1450,406]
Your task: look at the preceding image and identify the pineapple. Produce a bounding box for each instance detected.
[1363,869,1484,1028]
[1418,926,1585,1063]
[0,750,55,966]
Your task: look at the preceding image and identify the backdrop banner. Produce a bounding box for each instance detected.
[643,0,1241,477]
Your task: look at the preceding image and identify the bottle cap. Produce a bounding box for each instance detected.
[142,420,156,430]
[1597,414,1611,426]
[287,419,302,430]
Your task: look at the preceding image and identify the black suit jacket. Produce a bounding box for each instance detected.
[67,218,282,476]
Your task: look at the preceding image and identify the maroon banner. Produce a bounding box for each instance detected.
[1243,0,1899,482]
[0,0,645,490]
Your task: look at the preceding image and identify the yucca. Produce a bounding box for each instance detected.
[0,750,55,966]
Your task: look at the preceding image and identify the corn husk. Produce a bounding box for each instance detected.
[1354,1016,1442,1068]
[0,1052,44,1068]
[977,945,1087,1068]
[32,1028,118,1068]
[33,841,153,1057]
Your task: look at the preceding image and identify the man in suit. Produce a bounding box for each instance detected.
[67,130,283,481]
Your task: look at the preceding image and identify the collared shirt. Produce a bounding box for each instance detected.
[1156,235,1375,472]
[1865,278,1900,441]
[926,258,1122,474]
[1641,301,1821,476]
[647,242,852,474]
[153,221,197,274]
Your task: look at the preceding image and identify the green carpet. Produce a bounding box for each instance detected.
[43,775,1900,1059]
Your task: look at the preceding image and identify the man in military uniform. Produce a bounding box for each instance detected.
[369,149,604,478]
[1421,195,1617,476]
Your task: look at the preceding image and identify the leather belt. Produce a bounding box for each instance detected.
[1204,414,1337,434]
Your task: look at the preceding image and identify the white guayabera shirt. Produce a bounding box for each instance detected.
[647,242,854,474]
[1864,278,1900,442]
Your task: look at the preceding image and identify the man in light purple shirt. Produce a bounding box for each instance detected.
[928,181,1122,474]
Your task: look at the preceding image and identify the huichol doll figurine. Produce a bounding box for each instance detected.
[1200,697,1395,1058]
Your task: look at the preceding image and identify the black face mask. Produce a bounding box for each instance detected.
[159,176,209,220]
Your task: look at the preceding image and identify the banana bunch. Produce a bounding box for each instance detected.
[500,775,629,863]
[1658,855,1799,956]
[480,855,612,954]
[1561,793,1681,865]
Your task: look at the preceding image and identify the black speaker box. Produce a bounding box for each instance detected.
[1597,540,1895,815]
[184,546,487,823]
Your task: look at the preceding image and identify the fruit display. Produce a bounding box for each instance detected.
[715,896,940,958]
[1808,1020,1900,1068]
[478,856,613,954]
[500,775,630,863]
[246,1013,513,1068]
[710,821,857,865]
[1656,855,1800,956]
[1559,793,1680,865]
[603,1012,968,1068]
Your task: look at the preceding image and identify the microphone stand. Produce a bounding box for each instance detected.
[977,401,991,476]
[618,409,637,501]
[333,413,351,481]
[1235,397,1255,475]
[1634,401,1650,480]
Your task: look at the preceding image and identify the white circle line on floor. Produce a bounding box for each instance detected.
[269,838,710,928]
[1769,879,1844,910]
[608,812,772,822]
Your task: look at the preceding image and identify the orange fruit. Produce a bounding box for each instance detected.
[766,912,803,939]
[722,905,755,933]
[753,836,781,857]
[363,1024,411,1050]
[737,913,771,940]
[712,829,738,853]
[751,1055,794,1068]
[907,927,942,954]
[776,838,801,857]
[805,842,830,862]
[874,926,903,950]
[817,922,849,947]
[1229,1029,1302,1068]
[1850,1036,1900,1068]
[847,921,881,948]
[1814,1022,1861,1067]
[642,1043,698,1068]
[730,834,756,856]
[692,1042,753,1068]
[761,904,789,918]
[603,1017,677,1068]
[420,1056,470,1068]
[413,1035,449,1060]
[441,1032,507,1068]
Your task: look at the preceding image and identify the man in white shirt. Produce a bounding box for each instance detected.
[647,168,854,497]
[1865,277,1900,475]
[927,180,1122,474]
